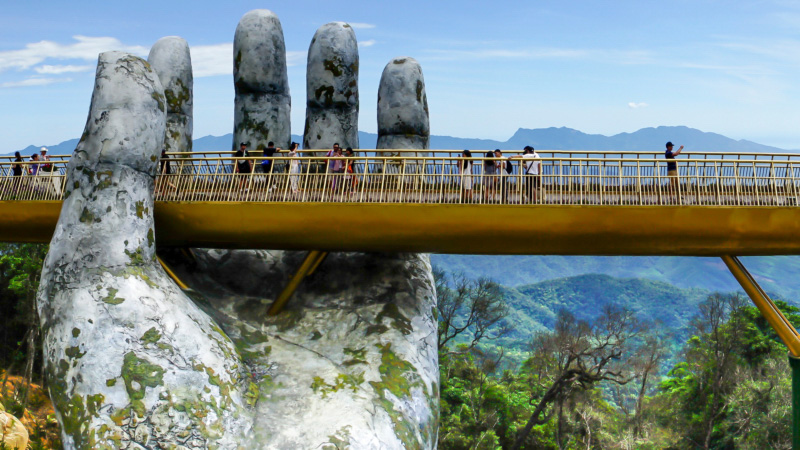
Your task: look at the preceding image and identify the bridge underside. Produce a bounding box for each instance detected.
[1,200,798,256]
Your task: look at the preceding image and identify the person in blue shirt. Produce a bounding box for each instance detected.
[261,141,280,174]
[28,153,40,175]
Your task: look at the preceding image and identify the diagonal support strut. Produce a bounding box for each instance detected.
[267,250,328,316]
[721,255,800,356]
[722,255,800,450]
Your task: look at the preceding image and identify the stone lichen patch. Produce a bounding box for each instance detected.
[311,372,364,399]
[370,342,424,448]
[121,351,165,416]
[102,288,125,305]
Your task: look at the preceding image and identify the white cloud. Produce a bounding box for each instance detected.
[1,77,72,88]
[190,43,232,77]
[421,47,653,64]
[34,64,93,74]
[286,51,307,67]
[190,45,307,77]
[359,39,376,48]
[348,23,376,29]
[628,102,648,109]
[0,36,147,73]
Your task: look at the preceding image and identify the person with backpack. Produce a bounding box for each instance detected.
[233,147,252,193]
[495,149,512,203]
[261,141,280,174]
[511,145,541,203]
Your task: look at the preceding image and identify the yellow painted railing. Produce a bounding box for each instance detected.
[2,152,800,207]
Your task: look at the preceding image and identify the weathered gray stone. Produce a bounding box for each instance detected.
[36,52,250,449]
[165,250,440,449]
[37,44,439,450]
[303,22,359,151]
[148,36,193,153]
[377,57,430,155]
[233,9,291,150]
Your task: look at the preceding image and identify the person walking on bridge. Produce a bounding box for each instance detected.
[665,141,684,199]
[288,142,301,195]
[261,141,280,174]
[12,152,23,177]
[234,146,252,195]
[495,149,511,203]
[460,150,474,203]
[512,146,541,203]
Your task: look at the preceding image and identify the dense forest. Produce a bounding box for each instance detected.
[0,244,797,448]
[435,268,797,449]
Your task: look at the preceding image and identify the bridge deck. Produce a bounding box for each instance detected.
[2,151,799,255]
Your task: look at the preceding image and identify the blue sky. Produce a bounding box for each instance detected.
[2,0,800,153]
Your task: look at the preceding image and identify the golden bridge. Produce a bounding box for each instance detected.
[1,148,799,325]
[5,149,800,433]
[2,149,800,256]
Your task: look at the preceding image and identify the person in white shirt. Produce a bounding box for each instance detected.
[460,150,474,203]
[494,149,510,203]
[288,142,301,194]
[511,146,541,203]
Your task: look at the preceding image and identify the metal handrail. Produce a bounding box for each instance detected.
[1,155,798,207]
[8,149,800,161]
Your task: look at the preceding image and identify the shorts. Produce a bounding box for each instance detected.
[667,169,677,177]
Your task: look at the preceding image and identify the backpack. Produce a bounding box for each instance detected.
[505,159,513,174]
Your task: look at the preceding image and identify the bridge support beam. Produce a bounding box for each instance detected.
[721,255,800,448]
[157,255,190,290]
[268,250,328,316]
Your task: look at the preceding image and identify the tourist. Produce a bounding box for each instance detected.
[12,152,22,177]
[160,149,171,175]
[288,142,301,194]
[460,150,473,203]
[345,147,357,193]
[326,143,341,171]
[10,152,23,195]
[494,149,510,203]
[156,149,177,197]
[262,141,280,174]
[665,141,684,195]
[512,146,541,203]
[39,147,52,172]
[234,148,252,192]
[483,150,496,202]
[330,145,345,192]
[28,153,40,176]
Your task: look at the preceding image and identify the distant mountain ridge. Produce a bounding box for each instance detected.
[430,254,800,302]
[6,126,793,156]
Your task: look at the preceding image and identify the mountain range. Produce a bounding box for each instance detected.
[9,125,798,308]
[6,125,795,156]
[430,254,800,307]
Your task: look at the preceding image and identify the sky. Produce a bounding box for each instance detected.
[2,0,800,153]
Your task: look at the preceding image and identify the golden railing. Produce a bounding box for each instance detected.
[0,160,68,201]
[3,153,800,207]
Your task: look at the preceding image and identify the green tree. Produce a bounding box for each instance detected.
[511,306,640,450]
[0,243,47,413]
[434,267,509,353]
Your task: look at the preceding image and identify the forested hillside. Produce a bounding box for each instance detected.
[498,274,710,345]
[432,254,800,301]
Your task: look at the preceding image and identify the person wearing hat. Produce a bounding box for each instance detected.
[665,141,684,194]
[39,147,52,172]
